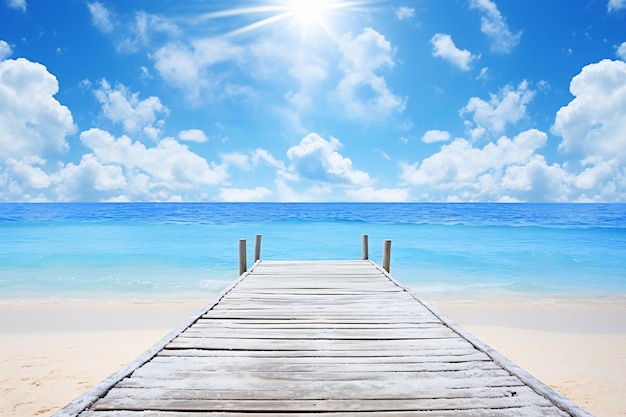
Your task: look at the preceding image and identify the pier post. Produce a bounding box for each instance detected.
[239,239,247,275]
[382,239,392,273]
[254,234,262,262]
[362,234,369,260]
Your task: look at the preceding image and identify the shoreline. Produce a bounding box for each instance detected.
[1,299,624,417]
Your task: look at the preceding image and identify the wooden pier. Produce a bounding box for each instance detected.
[55,237,592,417]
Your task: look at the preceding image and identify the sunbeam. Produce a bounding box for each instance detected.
[193,0,380,39]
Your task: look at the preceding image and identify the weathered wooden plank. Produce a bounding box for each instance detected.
[127,359,501,375]
[165,336,473,351]
[178,328,457,340]
[154,351,491,362]
[103,385,537,401]
[80,408,571,417]
[128,368,512,383]
[157,348,487,358]
[191,319,444,329]
[92,395,553,412]
[115,375,527,391]
[201,312,441,320]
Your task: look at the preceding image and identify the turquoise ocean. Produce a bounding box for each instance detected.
[1,203,625,303]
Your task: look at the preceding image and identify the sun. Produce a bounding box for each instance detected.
[288,0,330,26]
[194,1,379,39]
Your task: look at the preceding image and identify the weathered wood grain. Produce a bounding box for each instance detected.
[80,407,572,417]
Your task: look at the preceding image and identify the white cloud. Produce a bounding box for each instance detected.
[80,128,228,191]
[219,187,272,202]
[53,154,128,201]
[461,80,535,140]
[499,155,573,202]
[396,6,415,20]
[221,149,285,172]
[221,152,252,171]
[178,129,208,143]
[422,130,451,143]
[94,80,168,139]
[335,28,406,122]
[5,157,51,190]
[153,39,244,104]
[118,11,179,53]
[286,133,371,186]
[7,0,26,12]
[345,187,411,202]
[339,28,395,73]
[608,0,626,12]
[26,128,228,201]
[286,53,328,111]
[274,178,332,202]
[87,2,114,33]
[574,157,620,190]
[469,0,521,53]
[0,58,75,161]
[617,42,626,61]
[553,59,626,162]
[0,40,12,61]
[430,33,477,71]
[401,129,549,198]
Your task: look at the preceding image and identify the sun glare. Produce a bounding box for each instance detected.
[289,0,329,25]
[195,1,378,39]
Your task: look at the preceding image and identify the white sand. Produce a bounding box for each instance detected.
[0,301,207,417]
[1,300,625,417]
[433,301,626,417]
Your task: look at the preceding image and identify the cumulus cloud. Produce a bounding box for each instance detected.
[400,129,562,200]
[608,0,626,12]
[498,155,573,202]
[153,39,244,104]
[422,130,452,143]
[87,2,114,33]
[335,28,406,122]
[178,129,208,143]
[56,128,229,201]
[553,59,626,162]
[0,58,75,161]
[617,42,626,61]
[286,133,371,186]
[219,187,272,202]
[431,33,477,71]
[396,6,415,20]
[469,0,521,53]
[0,40,12,60]
[94,80,168,139]
[7,0,26,12]
[461,80,535,140]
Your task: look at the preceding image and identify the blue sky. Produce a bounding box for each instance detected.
[1,0,625,202]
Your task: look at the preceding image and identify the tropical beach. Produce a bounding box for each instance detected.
[2,1,626,414]
[1,299,625,417]
[1,202,625,416]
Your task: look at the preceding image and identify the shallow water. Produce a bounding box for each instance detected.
[1,203,624,303]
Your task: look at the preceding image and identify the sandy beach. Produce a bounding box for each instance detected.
[1,299,625,417]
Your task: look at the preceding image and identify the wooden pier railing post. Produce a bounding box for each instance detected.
[239,239,247,275]
[254,234,262,262]
[362,234,369,260]
[382,239,392,272]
